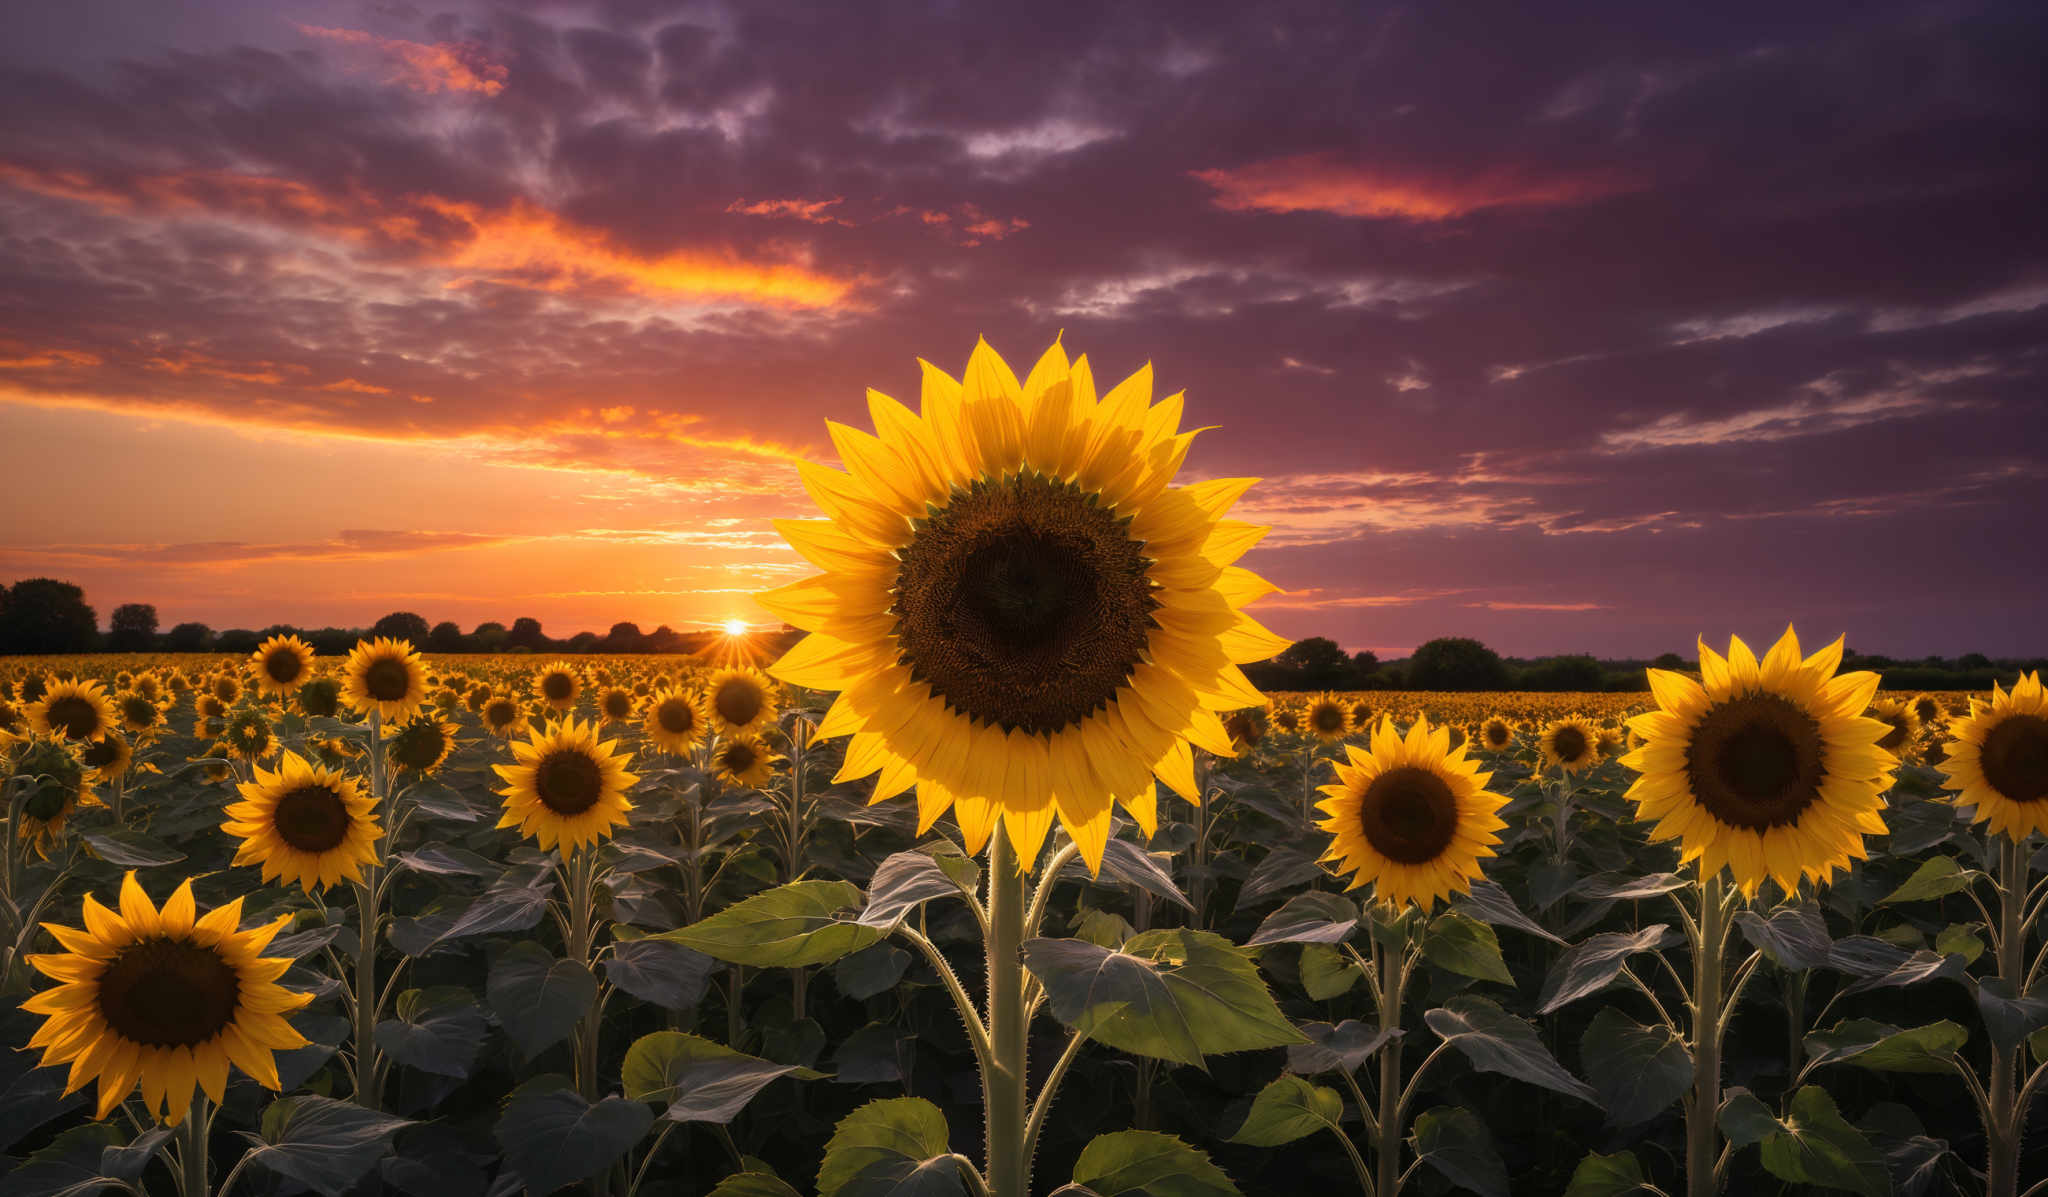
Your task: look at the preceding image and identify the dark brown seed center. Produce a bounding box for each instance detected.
[1311,705,1346,734]
[265,648,303,684]
[542,673,576,702]
[45,695,99,739]
[1685,694,1825,830]
[1550,726,1589,763]
[273,784,351,852]
[364,658,412,702]
[535,749,603,815]
[1876,715,1912,753]
[713,679,763,727]
[1358,766,1459,864]
[891,473,1156,735]
[721,742,759,773]
[98,938,242,1048]
[657,699,697,735]
[486,700,518,726]
[1979,713,2048,804]
[602,692,633,720]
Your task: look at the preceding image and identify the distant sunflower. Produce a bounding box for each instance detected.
[27,679,116,744]
[481,695,528,739]
[248,635,316,698]
[224,752,382,892]
[597,686,636,726]
[1446,724,1469,751]
[197,695,228,723]
[1595,728,1625,759]
[757,337,1282,872]
[0,698,23,735]
[711,734,782,789]
[21,873,310,1124]
[340,638,427,725]
[494,718,638,853]
[9,735,97,857]
[1478,717,1514,751]
[1304,693,1351,743]
[18,675,47,703]
[1271,705,1303,736]
[1538,718,1602,773]
[1623,627,1894,897]
[297,676,342,719]
[133,674,164,704]
[387,717,457,776]
[642,687,707,754]
[1867,699,1921,757]
[114,692,166,738]
[534,662,583,711]
[1910,692,1946,727]
[1939,671,2048,840]
[705,668,777,737]
[466,684,493,712]
[211,675,242,707]
[1350,700,1373,729]
[1224,706,1266,750]
[220,709,275,762]
[1317,716,1506,911]
[78,732,132,785]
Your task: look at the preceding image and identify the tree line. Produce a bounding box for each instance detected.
[3,578,2039,691]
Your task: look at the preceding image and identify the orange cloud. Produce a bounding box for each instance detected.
[143,349,309,386]
[1190,153,1635,220]
[0,348,100,369]
[297,25,508,96]
[726,197,855,226]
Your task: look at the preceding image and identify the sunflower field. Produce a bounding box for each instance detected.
[2,341,2044,1197]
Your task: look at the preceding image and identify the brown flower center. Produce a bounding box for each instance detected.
[363,658,412,702]
[44,694,100,739]
[712,678,764,728]
[273,784,352,852]
[535,749,603,815]
[1685,695,1825,830]
[98,938,242,1048]
[656,698,697,735]
[542,672,577,703]
[1483,722,1511,748]
[1310,704,1346,734]
[1979,713,2048,804]
[486,699,519,728]
[1549,725,1590,763]
[1876,714,1912,753]
[721,742,759,774]
[602,691,633,721]
[1358,766,1459,864]
[264,648,304,684]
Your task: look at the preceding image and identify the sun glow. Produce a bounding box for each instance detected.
[722,618,749,637]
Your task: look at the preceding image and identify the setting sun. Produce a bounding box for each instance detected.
[721,617,748,637]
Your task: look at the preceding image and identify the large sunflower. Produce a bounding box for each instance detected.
[78,732,132,786]
[642,687,707,754]
[1316,716,1506,911]
[711,734,783,789]
[1304,693,1352,743]
[211,675,243,707]
[705,668,778,737]
[1538,717,1602,773]
[494,718,638,853]
[534,662,583,712]
[223,752,383,893]
[1621,628,1895,898]
[758,337,1284,873]
[27,678,116,744]
[340,638,427,725]
[1939,671,2048,840]
[249,635,316,698]
[21,873,310,1124]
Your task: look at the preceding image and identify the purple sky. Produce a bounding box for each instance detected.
[1,0,2043,657]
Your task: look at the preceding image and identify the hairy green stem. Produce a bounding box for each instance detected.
[1686,873,1730,1197]
[985,835,1030,1197]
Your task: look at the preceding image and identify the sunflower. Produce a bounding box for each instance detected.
[133,674,164,704]
[308,736,360,768]
[1478,717,1514,751]
[493,718,638,853]
[112,692,165,740]
[340,638,427,725]
[197,694,228,723]
[224,752,382,892]
[1349,700,1373,729]
[1316,716,1506,911]
[1538,717,1602,773]
[705,668,777,737]
[248,635,316,698]
[298,676,342,719]
[1909,692,1945,727]
[1446,724,1469,752]
[1271,705,1303,736]
[219,708,275,762]
[168,672,194,695]
[1304,693,1351,743]
[534,662,583,712]
[21,873,311,1124]
[711,734,782,789]
[597,686,637,726]
[27,678,116,744]
[757,337,1282,872]
[481,694,528,739]
[1939,672,2048,840]
[388,717,457,776]
[9,735,97,857]
[642,687,707,754]
[1595,728,1625,759]
[466,684,493,713]
[18,675,47,703]
[1224,706,1267,750]
[211,675,242,707]
[0,698,23,735]
[1622,628,1895,897]
[1867,699,1921,758]
[78,732,133,785]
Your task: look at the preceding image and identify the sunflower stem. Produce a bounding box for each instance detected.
[984,834,1031,1197]
[352,710,386,1112]
[1685,871,1730,1197]
[1986,832,2029,1197]
[1370,909,1413,1197]
[178,1093,210,1197]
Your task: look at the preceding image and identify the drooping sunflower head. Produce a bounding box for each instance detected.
[534,662,583,711]
[1224,706,1267,750]
[1446,724,1469,752]
[198,694,228,722]
[1316,716,1506,911]
[167,671,194,695]
[705,668,777,736]
[598,687,636,726]
[220,708,275,762]
[1910,692,1946,727]
[1305,694,1351,743]
[297,676,342,719]
[78,731,133,785]
[27,678,116,743]
[0,698,22,735]
[1867,699,1921,756]
[341,638,427,725]
[1622,627,1895,898]
[18,675,48,704]
[493,718,638,854]
[388,718,458,776]
[8,734,97,857]
[712,733,783,789]
[249,635,316,697]
[1479,717,1514,751]
[114,691,166,737]
[22,872,311,1123]
[758,337,1283,873]
[1595,727,1625,759]
[1539,718,1602,773]
[211,674,242,707]
[224,751,382,892]
[1939,672,2048,841]
[642,687,707,754]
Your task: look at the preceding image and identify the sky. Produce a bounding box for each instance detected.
[0,0,2043,658]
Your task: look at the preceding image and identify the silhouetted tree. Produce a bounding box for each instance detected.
[472,621,508,652]
[1351,650,1379,677]
[644,624,685,653]
[0,579,99,653]
[566,631,600,652]
[371,611,431,648]
[1652,652,1689,672]
[428,621,466,653]
[215,628,261,654]
[507,617,547,651]
[1517,654,1605,691]
[603,622,646,652]
[165,622,215,651]
[107,603,159,652]
[1274,637,1354,688]
[1407,637,1509,691]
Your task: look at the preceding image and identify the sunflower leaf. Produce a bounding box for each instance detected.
[1420,911,1514,985]
[1286,1020,1403,1076]
[1536,926,1677,1014]
[1069,1130,1242,1197]
[495,1088,655,1196]
[709,1173,805,1197]
[604,937,718,1010]
[78,829,184,868]
[244,1095,415,1197]
[663,880,882,967]
[1562,1150,1652,1197]
[860,851,979,928]
[1579,1007,1692,1126]
[1803,1019,1968,1073]
[375,987,487,1079]
[1424,995,1601,1105]
[817,1097,964,1197]
[1734,904,1834,970]
[1878,856,1979,905]
[1226,1075,1345,1147]
[486,943,598,1057]
[1755,1086,1891,1196]
[623,1031,822,1124]
[1245,891,1360,946]
[1411,1106,1509,1197]
[1450,879,1565,945]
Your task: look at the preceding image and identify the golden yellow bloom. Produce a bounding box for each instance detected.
[705,668,777,737]
[340,638,427,725]
[224,752,382,893]
[711,734,782,789]
[1939,672,2048,841]
[248,635,316,697]
[1478,717,1514,751]
[534,662,583,711]
[113,692,166,738]
[27,678,116,744]
[493,718,638,853]
[22,873,310,1124]
[387,717,458,775]
[1623,628,1894,898]
[1317,716,1506,911]
[297,677,342,719]
[78,731,132,785]
[1910,692,1946,727]
[642,687,707,754]
[219,708,275,762]
[1867,699,1921,758]
[1538,717,1602,773]
[597,686,636,726]
[758,337,1283,872]
[211,674,242,707]
[1304,693,1351,743]
[481,694,528,739]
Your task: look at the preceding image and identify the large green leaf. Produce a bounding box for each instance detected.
[1286,1020,1402,1076]
[1878,856,1978,905]
[604,937,718,1010]
[1803,1019,1967,1074]
[1298,942,1359,1000]
[1734,904,1834,970]
[495,1088,655,1195]
[1420,911,1513,985]
[1023,929,1306,1068]
[663,880,882,967]
[859,850,980,928]
[1756,1086,1891,1196]
[1070,1130,1241,1197]
[1410,1106,1507,1197]
[242,1096,414,1197]
[816,1097,964,1197]
[1536,926,1675,1014]
[622,1031,820,1124]
[1562,1150,1652,1196]
[486,943,597,1056]
[1579,1007,1691,1126]
[1225,1075,1344,1147]
[0,1123,171,1197]
[1451,878,1564,945]
[1423,995,1600,1105]
[374,987,487,1079]
[1245,891,1360,946]
[708,1174,805,1197]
